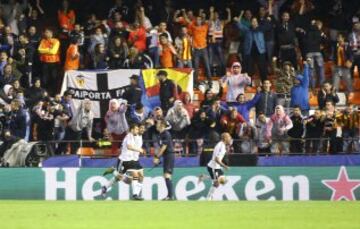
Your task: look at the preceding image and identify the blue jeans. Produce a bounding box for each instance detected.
[208,41,226,76]
[193,48,212,84]
[306,52,325,89]
[177,59,192,68]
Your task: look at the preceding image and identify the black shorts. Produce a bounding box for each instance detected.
[119,160,143,174]
[207,166,224,180]
[163,153,175,174]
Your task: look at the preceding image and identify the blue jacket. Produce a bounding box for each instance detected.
[223,93,261,122]
[290,64,310,110]
[129,105,150,124]
[237,22,267,55]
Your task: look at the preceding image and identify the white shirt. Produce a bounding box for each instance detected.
[133,135,143,161]
[207,141,227,169]
[119,133,137,161]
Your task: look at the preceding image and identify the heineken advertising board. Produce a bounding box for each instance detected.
[0,167,359,201]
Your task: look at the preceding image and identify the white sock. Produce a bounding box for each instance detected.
[135,182,143,196]
[207,186,216,200]
[105,177,116,189]
[132,180,139,196]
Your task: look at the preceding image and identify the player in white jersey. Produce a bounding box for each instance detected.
[101,124,145,199]
[199,132,231,200]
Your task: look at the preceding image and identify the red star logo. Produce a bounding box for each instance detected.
[322,167,360,201]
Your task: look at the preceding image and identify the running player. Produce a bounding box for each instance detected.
[101,124,145,200]
[153,119,175,200]
[201,132,231,200]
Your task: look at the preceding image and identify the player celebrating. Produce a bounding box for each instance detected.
[153,119,175,200]
[101,124,145,200]
[201,132,231,200]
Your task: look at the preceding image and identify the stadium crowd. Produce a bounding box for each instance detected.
[0,0,360,165]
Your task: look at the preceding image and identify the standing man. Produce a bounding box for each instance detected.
[122,74,142,106]
[153,119,175,200]
[157,70,176,113]
[187,15,212,88]
[199,132,231,201]
[255,80,278,117]
[38,29,60,95]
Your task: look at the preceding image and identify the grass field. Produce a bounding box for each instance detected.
[0,201,359,229]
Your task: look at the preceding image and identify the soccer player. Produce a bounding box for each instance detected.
[153,119,175,200]
[101,124,145,200]
[202,132,231,200]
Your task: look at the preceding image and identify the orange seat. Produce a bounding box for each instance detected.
[348,92,360,105]
[309,93,318,107]
[76,147,95,156]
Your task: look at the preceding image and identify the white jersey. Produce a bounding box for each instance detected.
[133,135,143,161]
[119,133,137,161]
[207,141,227,169]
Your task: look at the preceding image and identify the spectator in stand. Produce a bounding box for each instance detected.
[67,99,95,154]
[238,122,257,154]
[64,36,80,71]
[258,4,277,62]
[220,108,245,152]
[189,109,214,155]
[339,105,360,153]
[266,105,293,155]
[333,33,353,97]
[273,58,295,108]
[303,20,326,90]
[291,0,315,58]
[287,106,304,154]
[88,23,110,54]
[128,21,147,53]
[290,60,310,116]
[123,47,152,69]
[317,82,339,110]
[91,43,109,70]
[349,21,360,79]
[165,100,191,140]
[108,0,129,22]
[235,11,269,82]
[53,102,70,155]
[187,15,212,88]
[57,0,75,33]
[157,70,176,113]
[104,99,128,155]
[225,86,261,122]
[174,26,193,68]
[158,21,172,43]
[9,99,28,140]
[108,36,128,69]
[122,74,142,105]
[255,79,278,117]
[0,84,14,106]
[159,33,177,68]
[255,112,271,155]
[257,0,286,20]
[304,109,324,154]
[322,103,342,154]
[276,11,298,69]
[25,78,46,108]
[220,62,251,102]
[200,86,223,109]
[37,29,60,95]
[207,98,226,134]
[147,26,160,68]
[181,92,195,119]
[129,103,149,125]
[208,7,231,76]
[0,64,17,87]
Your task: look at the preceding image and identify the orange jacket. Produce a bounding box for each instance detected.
[58,10,76,31]
[64,44,79,71]
[38,38,60,63]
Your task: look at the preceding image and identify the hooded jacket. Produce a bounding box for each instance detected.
[290,64,310,110]
[104,99,128,135]
[69,99,94,138]
[266,105,293,139]
[165,100,191,131]
[222,62,251,102]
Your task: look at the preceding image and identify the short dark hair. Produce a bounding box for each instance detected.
[157,70,167,77]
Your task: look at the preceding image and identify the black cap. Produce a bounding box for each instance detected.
[130,74,139,80]
[156,70,167,77]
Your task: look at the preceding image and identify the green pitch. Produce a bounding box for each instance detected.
[0,201,359,229]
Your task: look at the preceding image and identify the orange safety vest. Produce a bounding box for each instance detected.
[38,38,60,63]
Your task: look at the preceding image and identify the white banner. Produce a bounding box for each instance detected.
[61,69,140,118]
